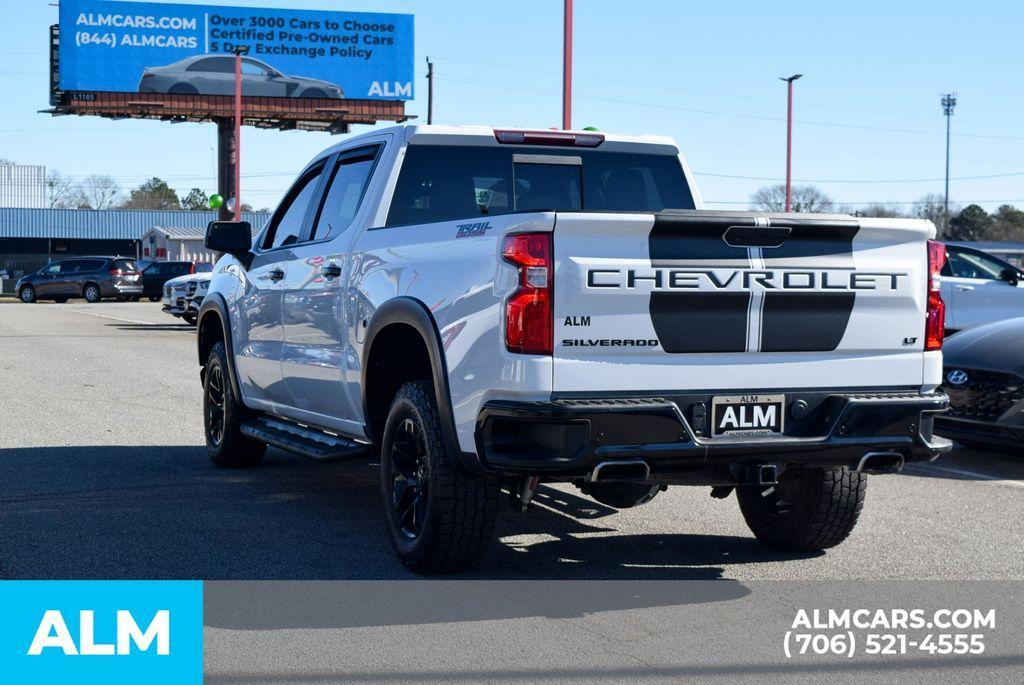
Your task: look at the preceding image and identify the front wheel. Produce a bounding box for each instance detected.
[380,381,499,574]
[204,341,265,468]
[736,466,866,552]
[19,286,36,303]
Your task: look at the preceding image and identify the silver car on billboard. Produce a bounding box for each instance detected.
[138,54,345,99]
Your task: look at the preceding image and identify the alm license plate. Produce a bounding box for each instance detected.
[711,394,784,437]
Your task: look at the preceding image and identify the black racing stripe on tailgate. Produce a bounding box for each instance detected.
[763,223,859,264]
[649,215,751,353]
[651,292,751,353]
[649,217,751,264]
[760,292,856,352]
[760,222,860,351]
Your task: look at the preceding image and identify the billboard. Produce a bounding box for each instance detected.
[58,0,414,101]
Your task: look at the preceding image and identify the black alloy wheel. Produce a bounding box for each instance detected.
[388,418,430,539]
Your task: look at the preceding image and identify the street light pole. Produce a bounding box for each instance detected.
[941,93,957,231]
[780,74,802,212]
[562,0,573,130]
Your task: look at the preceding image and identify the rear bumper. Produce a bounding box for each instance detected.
[473,390,951,480]
[104,282,143,295]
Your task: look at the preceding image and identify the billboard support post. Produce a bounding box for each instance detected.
[216,120,237,223]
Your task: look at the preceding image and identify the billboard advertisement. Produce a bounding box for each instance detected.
[58,0,414,100]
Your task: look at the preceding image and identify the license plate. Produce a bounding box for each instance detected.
[711,394,784,437]
[125,275,139,281]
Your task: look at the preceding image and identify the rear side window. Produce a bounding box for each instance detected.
[386,145,694,227]
[68,259,107,273]
[110,259,137,272]
[310,147,380,241]
[262,161,326,250]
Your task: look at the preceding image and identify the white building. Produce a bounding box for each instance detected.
[0,164,47,208]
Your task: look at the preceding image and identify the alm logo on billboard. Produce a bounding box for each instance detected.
[369,81,412,98]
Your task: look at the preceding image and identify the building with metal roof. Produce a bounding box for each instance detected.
[0,208,271,292]
[142,223,265,264]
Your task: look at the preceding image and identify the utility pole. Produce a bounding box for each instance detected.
[780,74,802,212]
[562,0,573,130]
[942,93,957,231]
[232,46,247,222]
[426,56,434,125]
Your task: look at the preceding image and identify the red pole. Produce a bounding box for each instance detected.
[785,79,794,212]
[562,0,573,130]
[234,51,242,221]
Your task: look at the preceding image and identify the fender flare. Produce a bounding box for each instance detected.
[197,293,243,401]
[362,297,480,472]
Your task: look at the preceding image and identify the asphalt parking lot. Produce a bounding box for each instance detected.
[2,300,1022,582]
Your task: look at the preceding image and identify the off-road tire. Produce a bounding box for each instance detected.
[204,341,265,468]
[737,466,866,552]
[83,283,102,303]
[19,286,36,303]
[380,381,499,574]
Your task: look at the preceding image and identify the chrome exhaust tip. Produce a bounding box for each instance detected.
[586,460,651,483]
[856,451,905,475]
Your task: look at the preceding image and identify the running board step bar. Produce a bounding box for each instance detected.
[240,416,368,461]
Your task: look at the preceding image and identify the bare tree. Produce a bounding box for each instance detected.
[913,193,956,236]
[852,203,907,218]
[750,184,834,213]
[46,171,83,209]
[78,174,123,210]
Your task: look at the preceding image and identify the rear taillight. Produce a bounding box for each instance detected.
[925,239,946,351]
[190,263,196,274]
[502,233,553,355]
[109,269,124,276]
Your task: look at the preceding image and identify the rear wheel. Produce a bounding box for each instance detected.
[83,284,102,303]
[737,466,866,552]
[204,341,265,468]
[380,381,499,574]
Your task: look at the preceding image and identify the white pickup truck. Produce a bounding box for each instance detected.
[196,125,951,573]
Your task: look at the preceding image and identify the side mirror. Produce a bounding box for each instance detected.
[999,267,1020,286]
[206,221,252,256]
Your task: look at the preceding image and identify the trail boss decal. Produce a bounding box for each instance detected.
[455,221,492,238]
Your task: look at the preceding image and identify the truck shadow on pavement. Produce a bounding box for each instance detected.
[0,445,817,582]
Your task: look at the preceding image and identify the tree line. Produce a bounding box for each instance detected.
[750,184,1024,243]
[45,170,262,212]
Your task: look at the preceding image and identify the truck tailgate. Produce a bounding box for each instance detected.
[551,211,934,393]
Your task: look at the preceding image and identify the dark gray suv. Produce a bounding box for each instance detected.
[16,257,143,304]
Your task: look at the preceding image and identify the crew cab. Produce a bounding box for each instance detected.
[196,125,951,574]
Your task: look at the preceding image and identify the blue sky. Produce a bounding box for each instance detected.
[3,0,1023,212]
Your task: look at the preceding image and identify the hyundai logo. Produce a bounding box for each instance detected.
[946,369,970,386]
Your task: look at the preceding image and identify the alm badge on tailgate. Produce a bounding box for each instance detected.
[711,394,785,437]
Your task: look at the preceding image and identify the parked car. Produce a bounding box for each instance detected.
[138,55,345,99]
[141,261,213,301]
[16,257,142,304]
[185,276,211,323]
[942,244,1024,332]
[935,317,1024,453]
[163,273,212,325]
[194,124,950,574]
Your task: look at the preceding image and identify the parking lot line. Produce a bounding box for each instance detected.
[905,463,1024,489]
[66,309,165,326]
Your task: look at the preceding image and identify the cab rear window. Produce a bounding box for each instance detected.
[386,145,695,227]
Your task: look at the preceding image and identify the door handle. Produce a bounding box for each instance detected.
[321,264,342,279]
[954,285,975,291]
[268,268,285,282]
